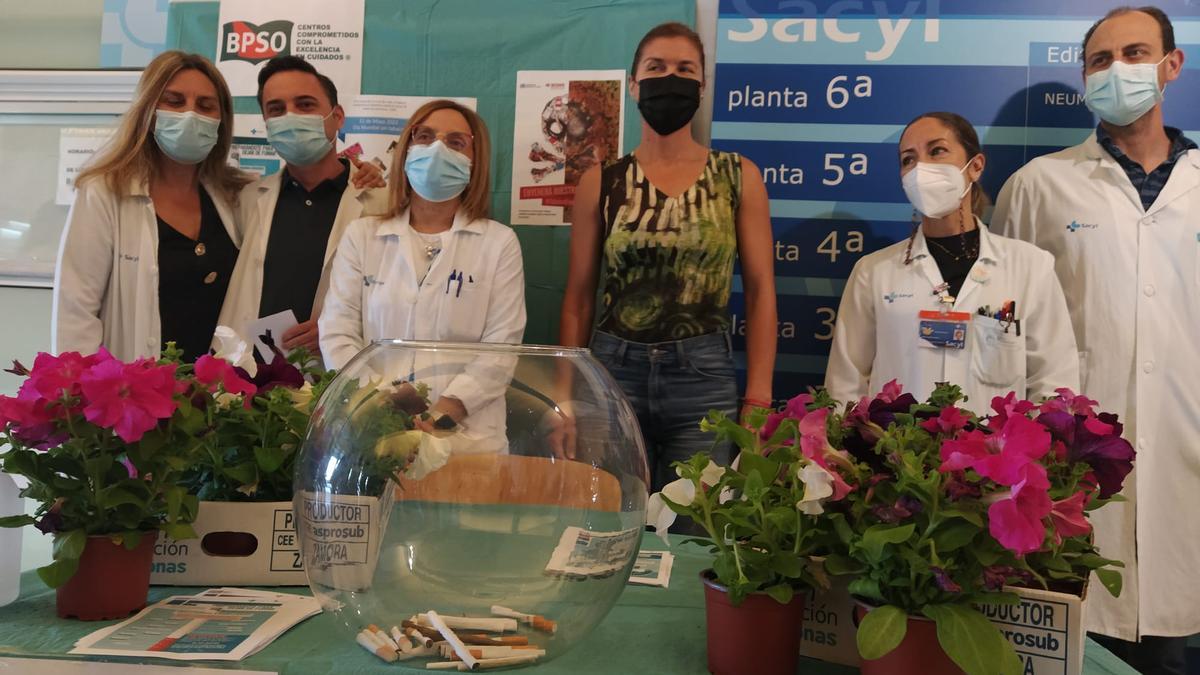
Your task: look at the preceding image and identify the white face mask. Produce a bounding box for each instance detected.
[902,157,977,219]
[1084,54,1170,127]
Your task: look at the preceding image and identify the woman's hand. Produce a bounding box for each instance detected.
[349,155,387,189]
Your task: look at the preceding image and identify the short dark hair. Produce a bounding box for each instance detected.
[1083,6,1176,59]
[631,22,705,79]
[256,55,338,110]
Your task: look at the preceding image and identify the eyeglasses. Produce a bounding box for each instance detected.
[410,125,473,153]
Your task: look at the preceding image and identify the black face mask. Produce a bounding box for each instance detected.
[636,74,701,136]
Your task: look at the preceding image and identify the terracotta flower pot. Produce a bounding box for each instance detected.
[56,532,158,620]
[701,569,805,675]
[854,603,963,675]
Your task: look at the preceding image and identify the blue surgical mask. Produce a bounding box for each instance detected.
[1084,54,1170,127]
[266,112,334,166]
[405,140,472,203]
[153,110,219,164]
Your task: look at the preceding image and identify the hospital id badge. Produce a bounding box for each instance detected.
[918,310,971,349]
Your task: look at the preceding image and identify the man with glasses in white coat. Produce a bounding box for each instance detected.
[993,7,1198,674]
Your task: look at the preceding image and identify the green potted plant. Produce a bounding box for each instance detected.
[646,397,858,675]
[821,382,1132,675]
[0,347,204,620]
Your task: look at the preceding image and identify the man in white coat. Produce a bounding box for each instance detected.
[993,7,1198,673]
[218,55,386,357]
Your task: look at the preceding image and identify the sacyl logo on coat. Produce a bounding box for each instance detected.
[883,292,914,304]
[1066,220,1099,233]
[220,20,294,64]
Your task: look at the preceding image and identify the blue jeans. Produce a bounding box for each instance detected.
[591,331,739,494]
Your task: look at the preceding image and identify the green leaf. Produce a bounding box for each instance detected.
[860,523,916,564]
[165,485,183,523]
[1095,568,1123,598]
[99,486,146,510]
[848,577,883,603]
[120,531,142,550]
[940,508,984,528]
[52,529,87,562]
[161,522,198,541]
[822,554,865,576]
[36,557,80,589]
[764,583,795,605]
[930,520,980,553]
[921,604,1023,675]
[856,604,907,660]
[769,553,805,579]
[222,462,258,486]
[736,452,780,488]
[254,445,287,474]
[0,514,36,528]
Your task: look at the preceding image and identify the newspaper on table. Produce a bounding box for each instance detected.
[70,587,320,661]
[544,526,641,579]
[628,550,674,588]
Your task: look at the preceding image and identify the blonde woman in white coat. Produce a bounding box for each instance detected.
[53,51,250,361]
[825,112,1079,413]
[320,100,526,453]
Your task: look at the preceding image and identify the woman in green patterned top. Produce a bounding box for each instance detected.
[558,22,777,494]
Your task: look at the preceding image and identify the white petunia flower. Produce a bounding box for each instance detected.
[646,478,696,544]
[213,325,256,377]
[404,434,453,481]
[796,463,834,515]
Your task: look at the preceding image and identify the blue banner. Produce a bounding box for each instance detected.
[714,1,1200,396]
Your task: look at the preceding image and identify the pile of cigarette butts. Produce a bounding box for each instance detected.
[355,605,558,670]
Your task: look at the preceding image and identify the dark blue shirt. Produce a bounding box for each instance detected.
[1095,125,1197,211]
[259,159,350,323]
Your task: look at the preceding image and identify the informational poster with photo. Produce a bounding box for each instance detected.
[56,127,115,205]
[510,70,625,226]
[228,114,282,178]
[215,0,364,100]
[342,95,477,177]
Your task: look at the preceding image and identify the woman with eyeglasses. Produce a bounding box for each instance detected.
[320,100,526,439]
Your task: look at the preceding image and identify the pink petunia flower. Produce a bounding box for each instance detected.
[80,358,179,443]
[939,414,1051,486]
[921,406,971,436]
[796,408,853,500]
[987,463,1053,555]
[987,392,1036,431]
[878,379,904,404]
[760,393,812,440]
[18,350,112,406]
[1040,388,1099,417]
[1048,490,1092,544]
[194,354,257,399]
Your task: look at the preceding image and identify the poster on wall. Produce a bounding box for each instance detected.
[215,0,364,101]
[56,128,116,205]
[710,0,1200,401]
[510,70,625,226]
[228,114,282,178]
[342,95,477,177]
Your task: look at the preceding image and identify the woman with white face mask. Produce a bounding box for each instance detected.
[824,112,1079,414]
[320,100,526,446]
[53,51,251,361]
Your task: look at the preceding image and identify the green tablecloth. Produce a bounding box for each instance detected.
[0,534,1138,674]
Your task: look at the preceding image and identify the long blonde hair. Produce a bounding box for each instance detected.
[77,50,250,201]
[386,100,491,222]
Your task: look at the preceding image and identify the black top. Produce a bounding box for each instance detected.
[926,228,980,300]
[259,159,350,322]
[156,188,237,361]
[1096,125,1197,211]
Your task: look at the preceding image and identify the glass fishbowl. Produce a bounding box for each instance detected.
[294,341,649,669]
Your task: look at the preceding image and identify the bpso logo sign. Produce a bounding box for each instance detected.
[220,20,294,64]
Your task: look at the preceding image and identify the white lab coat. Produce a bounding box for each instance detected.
[825,221,1079,414]
[215,168,387,340]
[993,134,1200,640]
[319,209,527,454]
[52,177,241,361]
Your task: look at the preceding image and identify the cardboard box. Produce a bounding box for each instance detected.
[151,500,308,586]
[150,499,307,583]
[799,581,1088,675]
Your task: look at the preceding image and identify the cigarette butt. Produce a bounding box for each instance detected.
[369,624,400,652]
[425,662,462,671]
[459,634,529,646]
[450,647,546,660]
[356,632,399,663]
[417,613,518,633]
[359,629,388,651]
[472,654,541,670]
[426,611,478,670]
[403,621,439,646]
[530,615,557,634]
[490,605,556,634]
[392,626,416,653]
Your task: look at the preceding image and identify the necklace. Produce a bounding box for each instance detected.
[926,236,975,262]
[414,230,443,259]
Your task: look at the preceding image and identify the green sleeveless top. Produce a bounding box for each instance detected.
[597,150,742,342]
